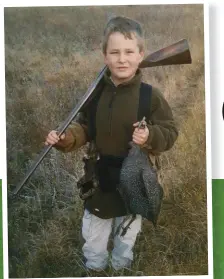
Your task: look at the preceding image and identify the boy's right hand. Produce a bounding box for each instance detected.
[45,130,66,146]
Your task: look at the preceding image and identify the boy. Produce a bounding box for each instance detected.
[45,16,178,272]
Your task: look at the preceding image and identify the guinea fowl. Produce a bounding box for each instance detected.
[117,118,164,236]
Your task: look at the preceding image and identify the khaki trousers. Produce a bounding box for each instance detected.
[81,209,142,270]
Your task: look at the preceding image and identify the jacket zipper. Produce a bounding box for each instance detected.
[108,92,116,136]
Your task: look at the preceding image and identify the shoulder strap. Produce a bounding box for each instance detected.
[138,82,152,123]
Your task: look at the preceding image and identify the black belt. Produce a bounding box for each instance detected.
[96,155,125,192]
[98,154,125,167]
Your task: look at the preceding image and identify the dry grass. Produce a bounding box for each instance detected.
[5,4,206,277]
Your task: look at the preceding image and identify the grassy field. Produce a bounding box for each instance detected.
[5,5,206,277]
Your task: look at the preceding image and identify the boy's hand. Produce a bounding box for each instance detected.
[132,122,149,145]
[45,130,66,146]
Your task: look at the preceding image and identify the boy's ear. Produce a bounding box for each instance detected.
[103,53,108,65]
[139,50,144,61]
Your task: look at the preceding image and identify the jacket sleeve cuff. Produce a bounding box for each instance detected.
[54,123,87,153]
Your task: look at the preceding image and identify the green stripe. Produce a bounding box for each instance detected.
[213,179,224,278]
[0,180,3,278]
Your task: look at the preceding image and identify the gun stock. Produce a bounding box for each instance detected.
[10,39,192,197]
[139,39,192,68]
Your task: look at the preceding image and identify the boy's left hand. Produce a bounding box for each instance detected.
[132,122,149,145]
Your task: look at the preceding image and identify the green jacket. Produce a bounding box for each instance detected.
[55,69,178,218]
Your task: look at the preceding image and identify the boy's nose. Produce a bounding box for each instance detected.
[118,53,126,62]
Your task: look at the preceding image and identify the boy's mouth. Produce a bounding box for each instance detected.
[117,67,128,70]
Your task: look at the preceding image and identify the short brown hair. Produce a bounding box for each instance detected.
[102,16,145,54]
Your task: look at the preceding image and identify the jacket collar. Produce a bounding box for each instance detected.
[103,68,142,89]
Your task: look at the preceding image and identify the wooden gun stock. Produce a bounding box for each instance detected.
[139,39,191,68]
[10,39,192,197]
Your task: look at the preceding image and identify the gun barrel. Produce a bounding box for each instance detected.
[11,65,107,196]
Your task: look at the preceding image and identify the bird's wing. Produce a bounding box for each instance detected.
[141,167,158,197]
[142,167,164,225]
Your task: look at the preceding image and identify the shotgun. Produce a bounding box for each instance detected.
[10,38,192,197]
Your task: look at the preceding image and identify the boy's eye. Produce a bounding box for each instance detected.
[127,50,134,53]
[110,51,118,54]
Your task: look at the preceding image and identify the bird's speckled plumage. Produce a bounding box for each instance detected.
[119,142,164,226]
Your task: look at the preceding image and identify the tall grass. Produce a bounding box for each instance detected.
[5,5,206,277]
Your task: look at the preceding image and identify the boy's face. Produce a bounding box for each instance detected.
[104,32,144,85]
